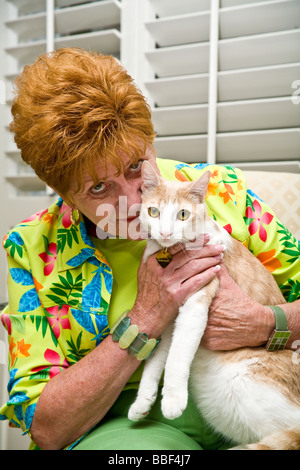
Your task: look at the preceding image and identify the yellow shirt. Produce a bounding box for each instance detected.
[92,238,146,329]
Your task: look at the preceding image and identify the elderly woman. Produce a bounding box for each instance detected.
[1,48,299,451]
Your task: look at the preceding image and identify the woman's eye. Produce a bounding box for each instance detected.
[148,207,160,218]
[90,182,106,195]
[130,160,143,172]
[177,209,190,221]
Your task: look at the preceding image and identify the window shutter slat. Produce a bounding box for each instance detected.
[219,63,300,101]
[146,42,209,78]
[217,129,300,163]
[219,30,300,71]
[145,11,209,47]
[145,74,209,107]
[149,0,209,17]
[220,0,300,39]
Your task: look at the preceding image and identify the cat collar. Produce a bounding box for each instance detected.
[156,248,173,268]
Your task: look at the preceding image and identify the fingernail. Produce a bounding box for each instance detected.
[213,265,221,272]
[203,233,210,243]
[216,244,226,252]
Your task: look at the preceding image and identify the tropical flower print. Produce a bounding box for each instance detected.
[21,208,49,224]
[9,337,31,368]
[256,249,282,273]
[206,179,219,198]
[1,312,11,335]
[61,203,73,228]
[175,169,188,182]
[223,224,232,235]
[45,305,71,339]
[39,241,57,276]
[219,183,235,204]
[32,349,69,379]
[245,199,273,242]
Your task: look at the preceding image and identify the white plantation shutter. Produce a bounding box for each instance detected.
[144,1,211,162]
[145,0,300,172]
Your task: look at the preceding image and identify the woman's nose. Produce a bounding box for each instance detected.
[116,178,142,216]
[124,179,142,205]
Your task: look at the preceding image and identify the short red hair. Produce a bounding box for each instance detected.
[10,48,155,197]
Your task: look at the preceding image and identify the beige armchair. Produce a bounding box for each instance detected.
[244,171,300,241]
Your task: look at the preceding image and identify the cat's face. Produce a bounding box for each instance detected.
[140,162,210,248]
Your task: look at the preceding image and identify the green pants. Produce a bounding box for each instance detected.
[74,389,235,450]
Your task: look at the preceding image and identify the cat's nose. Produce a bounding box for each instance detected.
[160,231,172,240]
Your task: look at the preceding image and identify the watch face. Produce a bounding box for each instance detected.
[266,329,291,351]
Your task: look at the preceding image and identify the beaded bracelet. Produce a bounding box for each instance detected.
[110,312,160,361]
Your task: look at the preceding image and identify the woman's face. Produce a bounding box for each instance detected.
[69,146,158,240]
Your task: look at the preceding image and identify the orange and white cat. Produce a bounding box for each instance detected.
[128,162,300,450]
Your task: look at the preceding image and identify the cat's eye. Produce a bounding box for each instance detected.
[177,209,190,221]
[148,207,160,218]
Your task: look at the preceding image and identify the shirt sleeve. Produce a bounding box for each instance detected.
[243,187,300,302]
[0,229,69,441]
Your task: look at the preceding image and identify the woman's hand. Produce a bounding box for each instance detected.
[131,238,225,338]
[201,265,274,350]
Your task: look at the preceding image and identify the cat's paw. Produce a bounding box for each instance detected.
[128,400,150,422]
[161,390,188,420]
[128,390,158,422]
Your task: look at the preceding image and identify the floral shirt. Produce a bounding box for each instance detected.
[1,159,299,449]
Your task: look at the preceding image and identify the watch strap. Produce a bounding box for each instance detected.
[266,306,291,351]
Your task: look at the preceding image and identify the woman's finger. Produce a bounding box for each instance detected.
[166,243,225,273]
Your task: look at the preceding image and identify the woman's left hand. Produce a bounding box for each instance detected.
[201,265,275,350]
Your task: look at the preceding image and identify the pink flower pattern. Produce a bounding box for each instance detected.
[1,313,11,335]
[32,348,69,379]
[46,305,71,339]
[21,209,48,224]
[245,199,273,242]
[39,243,57,276]
[61,203,73,228]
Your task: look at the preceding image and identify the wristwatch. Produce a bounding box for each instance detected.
[266,306,291,351]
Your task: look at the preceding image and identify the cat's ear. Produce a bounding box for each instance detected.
[141,161,161,192]
[188,170,211,202]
